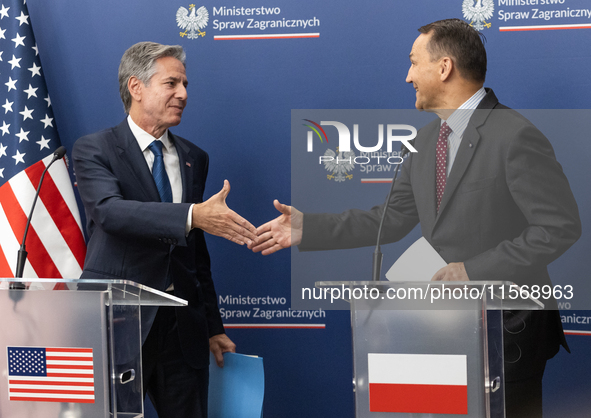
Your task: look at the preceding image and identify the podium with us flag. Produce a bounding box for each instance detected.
[317,281,543,418]
[0,278,186,418]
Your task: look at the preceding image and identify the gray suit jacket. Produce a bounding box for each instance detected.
[300,89,581,379]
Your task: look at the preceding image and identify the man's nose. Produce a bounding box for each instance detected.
[405,68,412,84]
[177,84,188,100]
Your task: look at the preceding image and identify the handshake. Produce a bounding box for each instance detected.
[193,180,469,281]
[191,180,300,255]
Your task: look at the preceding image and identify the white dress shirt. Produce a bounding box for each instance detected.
[127,115,193,233]
[441,87,486,175]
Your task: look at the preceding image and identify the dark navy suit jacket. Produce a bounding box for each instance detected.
[72,119,224,369]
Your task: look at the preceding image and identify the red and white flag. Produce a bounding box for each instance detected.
[0,0,86,279]
[368,353,468,414]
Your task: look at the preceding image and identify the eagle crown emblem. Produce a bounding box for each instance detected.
[462,0,494,31]
[323,147,356,182]
[177,4,209,39]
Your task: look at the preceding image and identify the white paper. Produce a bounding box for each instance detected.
[386,237,447,281]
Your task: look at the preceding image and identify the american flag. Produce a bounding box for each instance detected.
[0,0,86,278]
[7,346,95,403]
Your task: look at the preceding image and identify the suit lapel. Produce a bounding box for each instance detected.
[435,124,481,216]
[434,89,499,222]
[113,119,161,202]
[171,133,195,203]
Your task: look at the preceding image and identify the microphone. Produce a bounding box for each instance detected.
[371,140,414,281]
[400,139,414,158]
[13,146,67,282]
[53,145,67,160]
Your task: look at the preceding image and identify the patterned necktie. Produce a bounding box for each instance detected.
[148,140,173,203]
[436,122,452,212]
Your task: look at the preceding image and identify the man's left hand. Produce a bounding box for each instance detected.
[431,262,469,281]
[209,333,236,368]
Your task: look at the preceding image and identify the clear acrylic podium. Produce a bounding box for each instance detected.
[0,278,187,418]
[316,281,543,418]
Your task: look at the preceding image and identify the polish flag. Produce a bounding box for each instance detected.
[368,353,468,414]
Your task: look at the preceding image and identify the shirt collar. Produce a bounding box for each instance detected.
[127,115,172,152]
[443,87,486,138]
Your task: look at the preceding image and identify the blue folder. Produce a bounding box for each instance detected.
[208,352,264,418]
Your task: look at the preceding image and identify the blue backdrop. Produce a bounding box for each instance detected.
[25,1,590,417]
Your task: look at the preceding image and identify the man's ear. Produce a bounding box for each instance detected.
[439,57,453,82]
[127,76,142,102]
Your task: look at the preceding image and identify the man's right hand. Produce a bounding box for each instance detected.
[192,180,256,246]
[249,200,302,255]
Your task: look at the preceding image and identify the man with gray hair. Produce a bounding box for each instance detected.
[73,41,256,417]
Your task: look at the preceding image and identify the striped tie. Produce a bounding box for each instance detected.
[436,122,452,212]
[148,140,173,203]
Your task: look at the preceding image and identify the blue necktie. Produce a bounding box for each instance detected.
[148,140,173,203]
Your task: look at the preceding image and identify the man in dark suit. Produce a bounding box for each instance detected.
[73,42,256,418]
[251,19,581,417]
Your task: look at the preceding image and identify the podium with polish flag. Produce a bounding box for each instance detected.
[0,278,186,418]
[316,281,543,418]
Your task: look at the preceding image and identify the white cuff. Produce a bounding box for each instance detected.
[186,204,194,236]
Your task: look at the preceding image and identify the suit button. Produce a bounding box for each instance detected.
[172,239,178,245]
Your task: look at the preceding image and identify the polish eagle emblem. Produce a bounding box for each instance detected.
[176,4,209,39]
[462,0,494,31]
[323,148,355,182]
